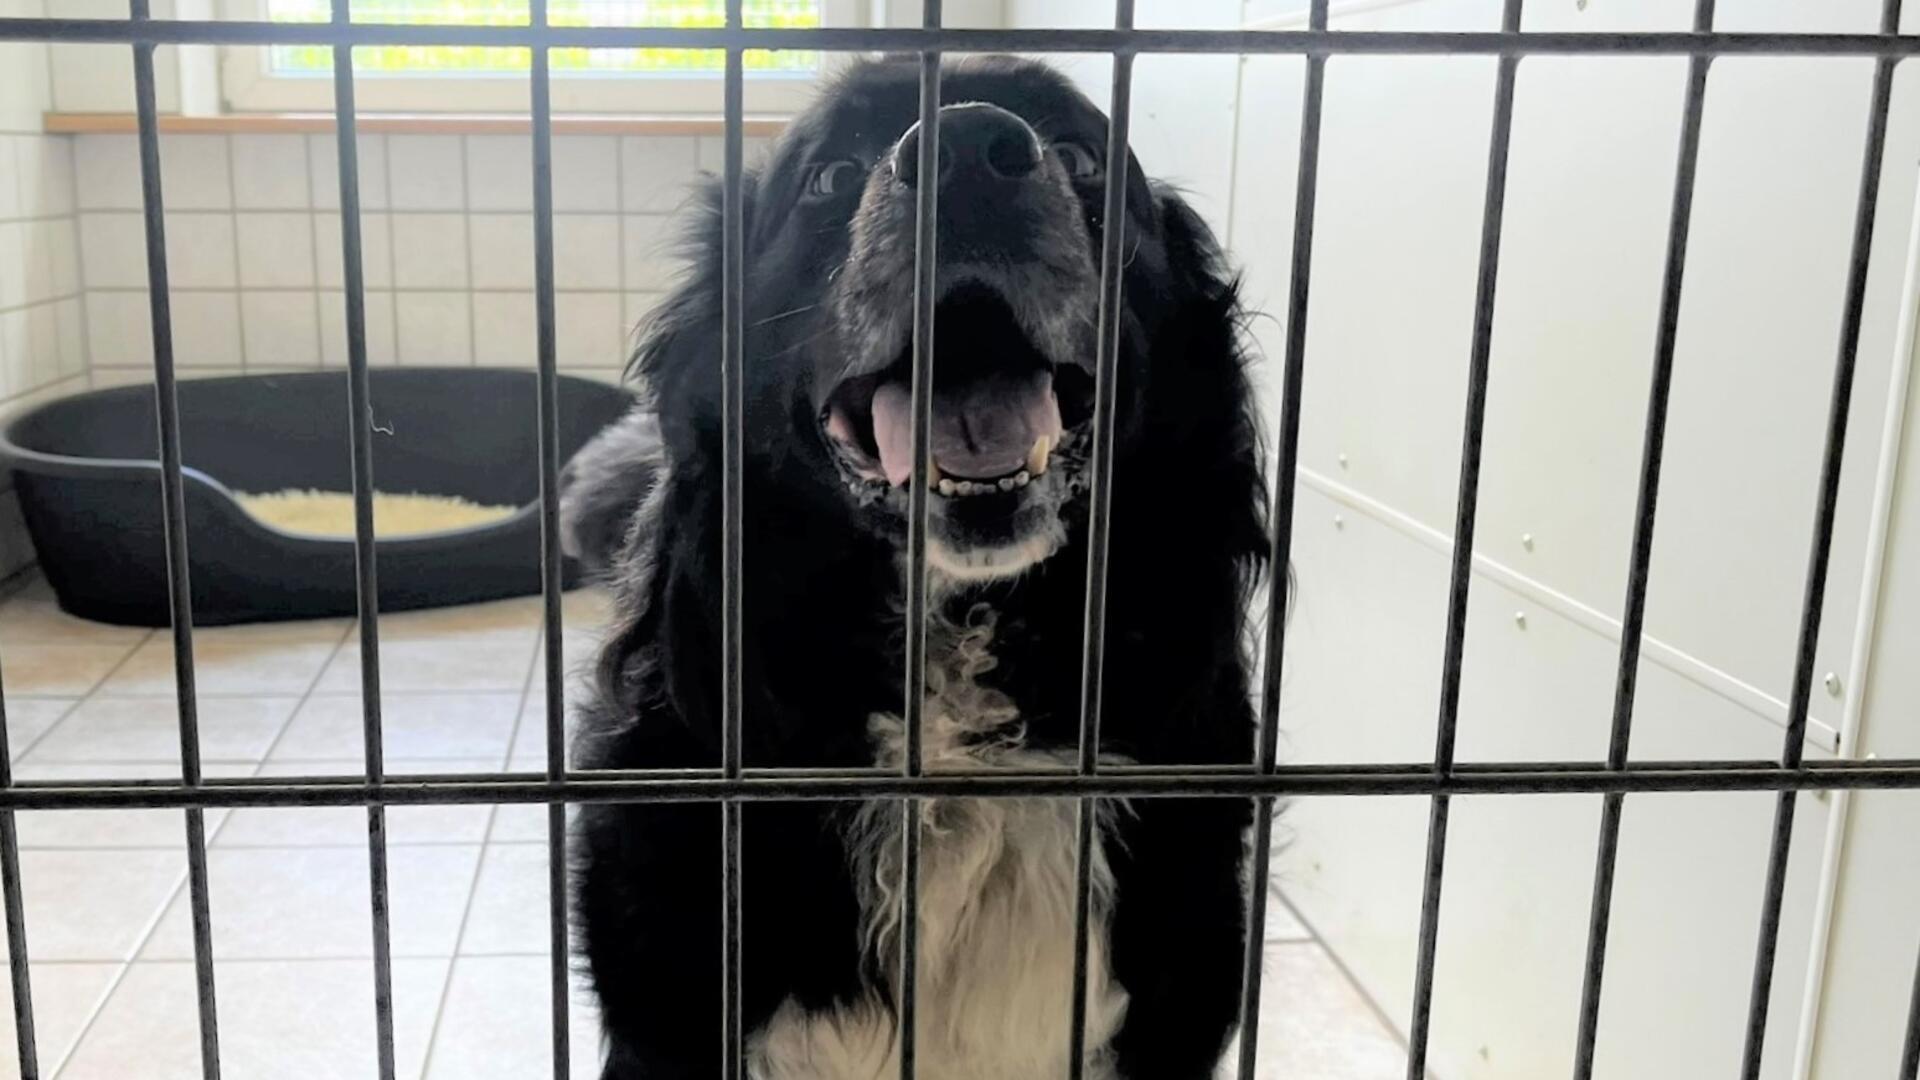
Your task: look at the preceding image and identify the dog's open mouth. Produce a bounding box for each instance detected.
[821,283,1095,498]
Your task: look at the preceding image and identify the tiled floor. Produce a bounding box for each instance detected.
[0,575,1408,1079]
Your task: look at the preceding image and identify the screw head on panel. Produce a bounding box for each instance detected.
[1521,532,1535,551]
[1824,672,1842,698]
[1333,514,1345,530]
[1337,453,1349,469]
[1513,611,1527,629]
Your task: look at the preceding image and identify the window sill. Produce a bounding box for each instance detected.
[42,111,790,137]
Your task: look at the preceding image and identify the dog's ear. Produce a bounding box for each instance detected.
[1153,185,1237,306]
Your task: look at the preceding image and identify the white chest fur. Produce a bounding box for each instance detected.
[749,609,1131,1080]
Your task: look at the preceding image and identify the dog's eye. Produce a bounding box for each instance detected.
[803,160,864,201]
[1052,141,1102,182]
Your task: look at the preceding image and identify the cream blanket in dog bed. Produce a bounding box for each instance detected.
[234,489,517,538]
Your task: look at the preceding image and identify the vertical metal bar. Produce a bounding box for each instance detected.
[1902,936,1920,1080]
[720,2,746,1078]
[1568,6,1714,1076]
[528,2,571,1077]
[1237,4,1328,1075]
[1068,5,1135,1077]
[0,661,38,1080]
[1403,4,1523,1077]
[326,3,397,1077]
[129,3,221,1076]
[1739,4,1902,1075]
[895,1,941,1075]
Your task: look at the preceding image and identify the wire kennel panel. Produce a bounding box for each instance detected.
[0,3,1915,1080]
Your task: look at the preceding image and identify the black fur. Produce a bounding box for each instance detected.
[570,56,1271,1080]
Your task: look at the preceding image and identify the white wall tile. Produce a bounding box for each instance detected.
[232,135,311,211]
[74,136,140,211]
[0,223,27,308]
[620,136,700,213]
[554,136,619,213]
[555,215,620,291]
[310,133,388,212]
[315,212,393,291]
[466,136,532,212]
[27,304,58,390]
[320,290,397,368]
[20,137,76,219]
[163,213,237,289]
[0,137,20,221]
[84,291,153,366]
[56,298,85,379]
[236,213,317,289]
[622,214,679,292]
[49,219,80,298]
[468,214,533,291]
[388,136,465,211]
[22,221,59,305]
[79,213,145,290]
[241,292,321,369]
[0,311,28,399]
[556,292,626,370]
[158,136,232,211]
[396,292,474,366]
[695,135,773,174]
[173,292,243,368]
[390,215,468,289]
[472,292,536,367]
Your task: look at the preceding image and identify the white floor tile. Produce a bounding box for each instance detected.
[99,622,347,697]
[457,844,551,956]
[4,699,74,761]
[0,581,148,648]
[270,693,520,765]
[0,962,121,1079]
[11,763,243,849]
[0,644,138,699]
[423,956,604,1080]
[13,850,182,961]
[23,697,298,768]
[142,845,481,961]
[1237,943,1409,1079]
[218,761,499,847]
[58,958,447,1080]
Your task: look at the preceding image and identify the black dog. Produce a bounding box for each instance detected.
[565,55,1271,1080]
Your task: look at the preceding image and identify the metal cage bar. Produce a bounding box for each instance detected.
[1740,3,1905,1075]
[324,3,399,1077]
[1904,940,1920,1080]
[9,20,1920,57]
[720,2,747,1076]
[1238,2,1329,1075]
[0,10,1916,1080]
[0,658,36,1080]
[1403,2,1524,1076]
[1569,3,1716,1075]
[527,2,574,1077]
[1067,5,1136,1076]
[895,0,943,1075]
[127,2,222,1075]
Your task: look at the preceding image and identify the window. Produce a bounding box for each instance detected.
[221,0,858,113]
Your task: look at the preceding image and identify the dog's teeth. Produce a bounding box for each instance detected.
[938,478,956,497]
[998,476,1017,491]
[927,459,943,488]
[1026,435,1051,477]
[1014,470,1030,488]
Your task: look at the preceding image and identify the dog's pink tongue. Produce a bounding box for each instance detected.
[870,369,1062,486]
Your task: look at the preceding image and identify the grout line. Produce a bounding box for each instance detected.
[460,135,477,370]
[79,284,640,297]
[12,629,157,764]
[224,134,248,370]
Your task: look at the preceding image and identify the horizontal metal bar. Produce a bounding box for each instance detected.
[3,19,1920,57]
[0,762,1917,810]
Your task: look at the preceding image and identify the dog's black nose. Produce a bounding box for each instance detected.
[893,103,1042,189]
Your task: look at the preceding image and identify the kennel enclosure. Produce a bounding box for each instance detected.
[0,3,1916,1080]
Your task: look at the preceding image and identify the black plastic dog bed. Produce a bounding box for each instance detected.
[1,368,633,627]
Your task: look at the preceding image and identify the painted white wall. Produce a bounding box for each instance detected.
[1802,171,1920,1079]
[1223,0,1920,1078]
[1003,0,1244,236]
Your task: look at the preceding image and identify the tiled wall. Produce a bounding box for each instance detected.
[73,131,756,388]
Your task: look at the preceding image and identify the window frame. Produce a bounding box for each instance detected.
[218,0,864,113]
